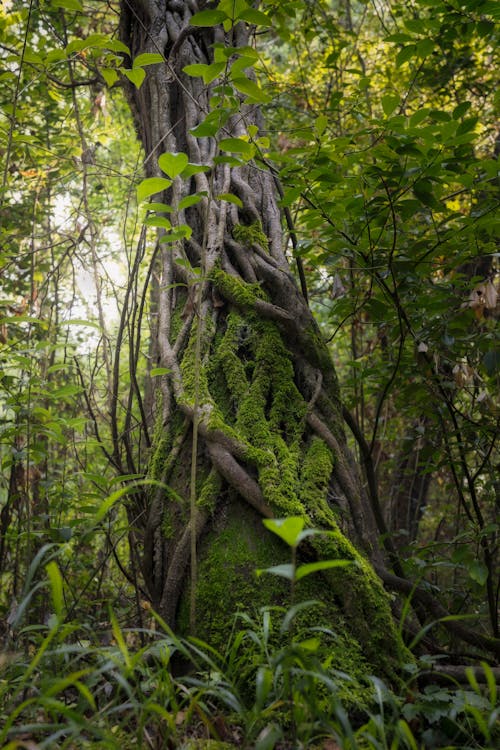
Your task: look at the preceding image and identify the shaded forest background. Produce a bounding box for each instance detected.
[0,0,499,747]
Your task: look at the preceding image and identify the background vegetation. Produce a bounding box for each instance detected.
[0,0,498,747]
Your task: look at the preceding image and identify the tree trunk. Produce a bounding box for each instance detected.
[119,0,407,683]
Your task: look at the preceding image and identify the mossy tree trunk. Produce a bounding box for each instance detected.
[119,0,407,681]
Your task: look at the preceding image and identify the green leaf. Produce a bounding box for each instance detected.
[396,45,417,67]
[133,52,164,68]
[416,39,434,59]
[158,152,189,179]
[216,192,243,207]
[213,155,244,167]
[60,318,101,330]
[183,62,226,83]
[453,101,472,120]
[382,94,400,116]
[23,50,44,65]
[123,67,146,88]
[162,225,193,242]
[146,202,173,213]
[254,723,283,750]
[238,8,272,26]
[150,367,171,377]
[231,56,256,77]
[263,516,305,547]
[105,39,131,55]
[110,608,131,669]
[295,559,352,581]
[315,114,328,136]
[183,64,209,78]
[469,560,488,586]
[46,561,64,619]
[144,216,172,230]
[182,164,211,177]
[190,10,227,26]
[256,563,295,580]
[232,76,270,103]
[409,108,430,126]
[137,176,172,203]
[178,193,205,210]
[101,68,119,87]
[190,119,219,138]
[219,137,254,157]
[51,0,83,11]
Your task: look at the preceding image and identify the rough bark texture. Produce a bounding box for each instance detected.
[119,0,408,685]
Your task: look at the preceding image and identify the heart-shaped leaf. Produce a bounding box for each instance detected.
[158,152,189,179]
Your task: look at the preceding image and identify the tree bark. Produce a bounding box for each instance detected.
[119,0,407,683]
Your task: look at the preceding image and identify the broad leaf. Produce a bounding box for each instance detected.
[158,152,189,179]
[219,137,254,156]
[123,67,146,88]
[295,559,352,581]
[190,10,227,26]
[137,176,172,203]
[216,192,243,207]
[263,517,305,547]
[238,8,272,26]
[133,52,164,67]
[51,0,83,10]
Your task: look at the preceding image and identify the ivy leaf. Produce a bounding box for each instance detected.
[190,10,227,26]
[158,152,189,179]
[219,137,255,157]
[181,164,211,177]
[216,192,243,207]
[101,68,119,87]
[178,193,205,210]
[183,62,226,83]
[137,177,172,203]
[123,67,146,88]
[146,202,173,213]
[133,52,164,67]
[144,216,172,230]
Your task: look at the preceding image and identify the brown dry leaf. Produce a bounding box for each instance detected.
[484,279,498,309]
[175,709,187,726]
[321,739,342,750]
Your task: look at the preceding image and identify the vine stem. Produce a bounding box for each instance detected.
[189,283,203,634]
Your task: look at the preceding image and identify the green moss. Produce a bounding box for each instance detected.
[150,271,409,689]
[190,502,382,708]
[212,312,249,404]
[170,288,187,341]
[211,266,264,307]
[299,437,335,527]
[233,220,269,252]
[197,468,222,512]
[180,316,214,408]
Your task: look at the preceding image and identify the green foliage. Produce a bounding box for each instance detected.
[0,556,498,748]
[1,0,499,746]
